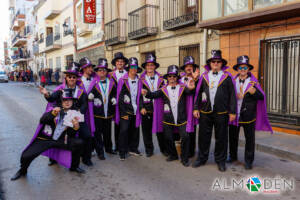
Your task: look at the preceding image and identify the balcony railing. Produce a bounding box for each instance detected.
[128,4,159,40]
[39,38,44,44]
[105,18,127,46]
[77,22,92,37]
[11,33,27,47]
[163,0,198,30]
[11,49,31,63]
[45,33,62,53]
[64,29,73,37]
[54,34,61,41]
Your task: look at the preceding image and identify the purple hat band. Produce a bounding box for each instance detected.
[62,97,73,99]
[146,59,155,63]
[185,61,194,65]
[81,63,92,69]
[211,56,221,59]
[168,72,178,75]
[96,65,107,68]
[65,70,78,74]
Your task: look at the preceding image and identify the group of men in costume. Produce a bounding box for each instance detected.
[11,50,272,181]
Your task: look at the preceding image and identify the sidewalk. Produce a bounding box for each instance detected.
[23,81,300,163]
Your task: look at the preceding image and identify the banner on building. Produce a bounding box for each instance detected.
[83,0,96,23]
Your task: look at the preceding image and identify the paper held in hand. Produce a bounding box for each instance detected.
[63,110,85,127]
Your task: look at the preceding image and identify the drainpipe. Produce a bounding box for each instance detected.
[202,28,208,71]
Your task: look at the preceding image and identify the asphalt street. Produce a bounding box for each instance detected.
[0,82,299,200]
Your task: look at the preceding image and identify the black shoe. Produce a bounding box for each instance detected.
[119,154,125,161]
[106,150,117,155]
[245,163,253,170]
[11,170,26,181]
[226,157,237,163]
[181,160,190,167]
[217,163,226,172]
[161,151,169,157]
[129,150,142,156]
[98,154,106,160]
[146,152,154,157]
[166,156,178,162]
[192,160,206,168]
[48,159,57,166]
[82,159,93,166]
[70,167,85,174]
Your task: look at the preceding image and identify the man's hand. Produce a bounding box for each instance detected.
[141,89,148,96]
[192,68,200,80]
[187,79,195,90]
[248,86,256,95]
[72,118,79,130]
[238,93,243,99]
[140,108,147,115]
[39,85,49,97]
[229,114,236,122]
[52,107,61,116]
[122,116,129,120]
[193,110,200,119]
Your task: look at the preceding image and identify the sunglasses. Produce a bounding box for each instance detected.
[130,65,138,69]
[66,76,77,79]
[211,60,222,64]
[238,66,249,70]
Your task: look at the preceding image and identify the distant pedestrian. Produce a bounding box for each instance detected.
[54,69,60,85]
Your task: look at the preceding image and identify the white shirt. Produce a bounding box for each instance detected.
[66,85,79,98]
[99,78,110,117]
[81,76,93,92]
[180,76,192,85]
[145,74,159,92]
[236,77,251,119]
[128,77,138,115]
[167,85,180,124]
[208,70,224,110]
[116,70,126,82]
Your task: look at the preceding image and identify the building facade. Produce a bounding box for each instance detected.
[104,0,218,74]
[73,0,105,64]
[37,0,75,79]
[197,0,300,133]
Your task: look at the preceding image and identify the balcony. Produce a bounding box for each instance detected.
[33,44,39,56]
[77,22,92,37]
[163,0,198,30]
[11,34,27,47]
[128,4,159,40]
[44,34,62,53]
[105,19,127,46]
[44,0,61,20]
[11,50,31,64]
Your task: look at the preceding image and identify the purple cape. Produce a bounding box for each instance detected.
[194,66,238,126]
[115,73,141,127]
[233,73,273,133]
[138,71,164,133]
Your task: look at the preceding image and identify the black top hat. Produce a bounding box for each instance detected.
[180,56,199,71]
[94,58,112,72]
[63,62,80,76]
[125,57,143,73]
[141,53,160,69]
[111,52,129,66]
[206,50,228,67]
[61,88,75,100]
[233,55,254,71]
[163,65,180,79]
[79,57,95,71]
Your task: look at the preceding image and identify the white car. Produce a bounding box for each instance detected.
[0,71,8,83]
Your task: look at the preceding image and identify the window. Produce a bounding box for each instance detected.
[202,0,222,20]
[48,58,53,69]
[254,0,283,9]
[56,57,61,69]
[66,55,73,67]
[224,0,248,16]
[187,0,196,7]
[96,0,102,24]
[179,44,200,68]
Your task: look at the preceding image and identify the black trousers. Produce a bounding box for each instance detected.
[163,124,190,162]
[119,115,139,156]
[197,113,229,164]
[114,123,120,151]
[141,113,166,154]
[229,123,256,165]
[20,137,83,172]
[79,122,93,162]
[188,128,196,157]
[94,118,113,155]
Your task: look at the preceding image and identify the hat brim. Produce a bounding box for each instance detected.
[180,64,199,71]
[80,64,95,72]
[233,63,254,71]
[63,71,79,76]
[206,58,228,66]
[125,66,143,73]
[111,57,129,66]
[163,74,181,80]
[94,66,112,73]
[141,62,160,69]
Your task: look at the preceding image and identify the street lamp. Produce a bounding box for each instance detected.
[63,22,68,35]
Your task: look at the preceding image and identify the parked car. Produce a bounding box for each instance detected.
[0,71,8,83]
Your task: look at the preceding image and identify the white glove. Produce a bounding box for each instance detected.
[88,93,94,100]
[111,98,117,105]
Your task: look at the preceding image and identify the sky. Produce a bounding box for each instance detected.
[0,0,10,65]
